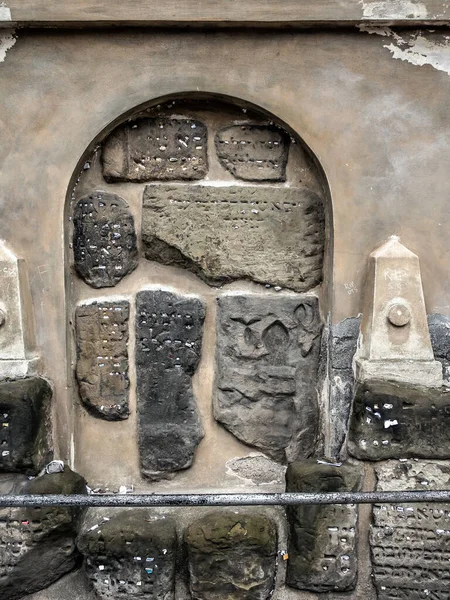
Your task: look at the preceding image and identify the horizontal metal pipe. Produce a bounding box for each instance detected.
[1,490,450,508]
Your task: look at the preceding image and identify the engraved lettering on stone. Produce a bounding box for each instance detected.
[142,185,325,292]
[73,191,138,288]
[78,510,176,600]
[135,290,204,479]
[75,301,130,421]
[214,294,322,462]
[102,118,208,182]
[371,461,450,600]
[286,462,363,592]
[215,124,289,181]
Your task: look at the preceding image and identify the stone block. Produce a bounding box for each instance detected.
[102,117,208,182]
[135,290,204,479]
[285,461,363,592]
[428,313,450,381]
[142,184,324,292]
[0,467,87,600]
[73,191,138,288]
[77,510,176,600]
[214,294,322,462]
[75,301,130,421]
[185,512,277,600]
[371,460,450,599]
[215,124,289,181]
[348,378,450,459]
[0,377,52,474]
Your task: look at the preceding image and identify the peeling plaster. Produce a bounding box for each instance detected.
[360,26,450,75]
[0,28,16,62]
[360,0,428,18]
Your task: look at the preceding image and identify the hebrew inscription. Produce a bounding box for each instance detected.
[214,294,322,462]
[371,461,450,600]
[185,512,277,600]
[73,191,138,288]
[135,290,204,479]
[142,184,325,292]
[78,510,176,600]
[215,124,289,181]
[286,461,363,592]
[102,118,208,182]
[75,301,130,421]
[348,379,450,460]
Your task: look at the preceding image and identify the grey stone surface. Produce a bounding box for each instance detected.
[185,512,277,600]
[0,377,52,474]
[73,191,138,288]
[142,184,325,292]
[225,455,286,486]
[0,467,87,600]
[102,117,208,182]
[329,317,361,459]
[371,460,450,600]
[214,294,322,462]
[77,510,176,600]
[215,124,289,181]
[428,313,450,381]
[75,301,130,421]
[286,461,363,592]
[348,378,450,460]
[23,570,95,600]
[135,290,204,479]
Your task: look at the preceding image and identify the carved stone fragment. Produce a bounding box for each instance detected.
[102,118,208,182]
[77,510,177,600]
[348,378,450,459]
[0,467,87,600]
[371,460,450,599]
[73,191,138,288]
[214,294,322,462]
[185,512,277,600]
[75,301,130,421]
[0,377,52,474]
[285,461,363,592]
[135,290,204,479]
[142,184,324,292]
[215,124,289,181]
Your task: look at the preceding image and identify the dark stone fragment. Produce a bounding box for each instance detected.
[286,461,363,592]
[214,294,322,462]
[185,512,277,600]
[77,510,176,600]
[73,191,138,288]
[0,377,52,474]
[215,124,289,181]
[0,467,87,600]
[142,184,325,293]
[75,301,130,421]
[135,290,204,479]
[348,378,450,460]
[331,317,361,371]
[428,313,450,381]
[102,117,208,182]
[23,569,94,600]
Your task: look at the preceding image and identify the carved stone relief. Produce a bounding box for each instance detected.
[102,118,208,182]
[185,512,277,600]
[214,294,322,462]
[142,184,325,292]
[75,301,130,421]
[135,290,204,479]
[286,461,363,592]
[215,124,289,181]
[78,510,177,600]
[371,461,450,599]
[73,191,138,288]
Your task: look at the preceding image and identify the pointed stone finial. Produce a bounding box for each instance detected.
[355,236,442,387]
[0,241,36,378]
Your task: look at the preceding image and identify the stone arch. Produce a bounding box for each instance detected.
[64,93,333,488]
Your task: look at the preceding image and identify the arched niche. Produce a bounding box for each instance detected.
[64,94,333,491]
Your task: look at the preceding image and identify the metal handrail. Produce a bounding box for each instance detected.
[1,490,450,507]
